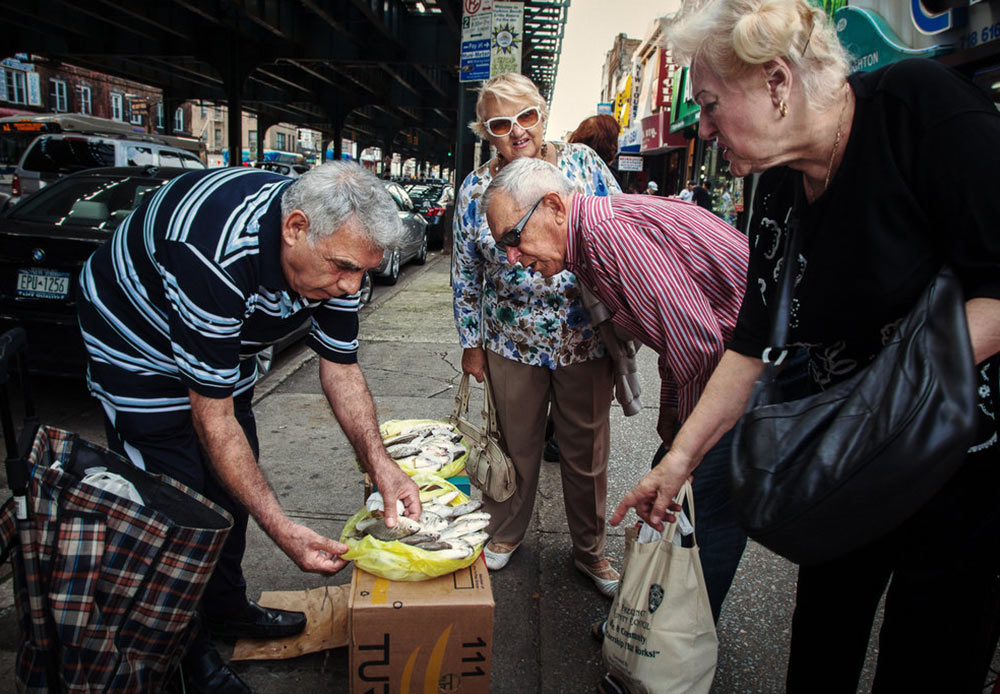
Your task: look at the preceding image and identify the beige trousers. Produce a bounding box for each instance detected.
[484,350,613,563]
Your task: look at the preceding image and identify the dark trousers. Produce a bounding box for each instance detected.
[102,391,257,617]
[786,447,1000,693]
[652,427,747,623]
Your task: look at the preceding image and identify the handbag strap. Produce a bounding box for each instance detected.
[662,481,695,545]
[480,373,500,437]
[449,372,473,425]
[766,184,806,363]
[448,372,501,440]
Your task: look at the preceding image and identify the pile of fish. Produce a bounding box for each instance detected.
[351,490,490,560]
[382,421,467,473]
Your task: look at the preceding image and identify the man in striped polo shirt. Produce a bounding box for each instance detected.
[483,157,749,626]
[78,162,421,693]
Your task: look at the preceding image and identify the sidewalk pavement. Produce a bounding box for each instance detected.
[5,250,984,692]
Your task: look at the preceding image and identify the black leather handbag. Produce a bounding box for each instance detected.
[730,213,978,566]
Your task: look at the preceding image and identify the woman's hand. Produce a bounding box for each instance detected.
[462,347,488,382]
[610,451,692,531]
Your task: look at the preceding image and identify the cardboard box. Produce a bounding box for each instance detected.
[350,560,494,693]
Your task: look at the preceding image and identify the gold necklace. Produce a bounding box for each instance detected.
[823,89,850,191]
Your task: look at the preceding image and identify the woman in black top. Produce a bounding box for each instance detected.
[610,0,1000,691]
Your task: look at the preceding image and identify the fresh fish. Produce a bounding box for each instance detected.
[399,531,442,546]
[386,443,421,459]
[434,490,461,506]
[449,499,483,516]
[431,541,475,560]
[412,540,456,551]
[419,504,451,521]
[420,515,449,534]
[460,531,490,546]
[356,516,423,542]
[438,516,491,540]
[382,431,420,447]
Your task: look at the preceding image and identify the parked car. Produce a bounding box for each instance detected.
[374,181,428,285]
[11,132,206,201]
[255,161,310,177]
[404,183,454,249]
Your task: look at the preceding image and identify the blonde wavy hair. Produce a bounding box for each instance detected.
[468,73,549,139]
[662,0,850,110]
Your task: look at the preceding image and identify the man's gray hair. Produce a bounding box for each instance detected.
[483,157,574,217]
[281,161,404,250]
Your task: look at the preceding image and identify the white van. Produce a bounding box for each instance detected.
[12,132,206,200]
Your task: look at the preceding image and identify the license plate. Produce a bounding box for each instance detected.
[17,268,70,299]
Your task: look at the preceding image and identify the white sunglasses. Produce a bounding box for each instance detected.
[483,106,542,138]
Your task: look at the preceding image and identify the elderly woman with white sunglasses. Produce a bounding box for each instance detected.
[451,72,621,595]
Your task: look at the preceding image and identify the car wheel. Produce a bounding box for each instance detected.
[414,235,427,265]
[255,345,275,381]
[380,250,400,285]
[358,271,374,308]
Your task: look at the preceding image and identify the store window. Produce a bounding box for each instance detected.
[78,85,92,114]
[214,126,223,149]
[49,79,67,112]
[130,103,144,126]
[156,102,164,129]
[111,93,124,121]
[4,68,27,104]
[276,132,287,150]
[248,130,257,152]
[174,107,184,133]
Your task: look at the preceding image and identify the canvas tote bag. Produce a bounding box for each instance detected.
[602,482,717,694]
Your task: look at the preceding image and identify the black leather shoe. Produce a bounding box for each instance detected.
[204,600,307,640]
[543,437,560,462]
[181,642,251,694]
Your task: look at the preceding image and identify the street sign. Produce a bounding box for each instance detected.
[618,155,643,172]
[490,1,523,77]
[461,0,493,82]
[597,102,613,115]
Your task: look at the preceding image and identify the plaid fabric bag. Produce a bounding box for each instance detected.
[0,425,233,694]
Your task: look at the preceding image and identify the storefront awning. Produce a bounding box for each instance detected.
[835,6,949,73]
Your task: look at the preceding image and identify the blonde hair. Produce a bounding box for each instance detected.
[662,0,849,110]
[468,73,549,139]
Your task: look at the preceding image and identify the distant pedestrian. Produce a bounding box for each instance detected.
[678,179,695,203]
[568,114,621,169]
[692,179,713,211]
[645,180,659,195]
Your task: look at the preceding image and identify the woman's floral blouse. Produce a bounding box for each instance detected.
[452,141,621,368]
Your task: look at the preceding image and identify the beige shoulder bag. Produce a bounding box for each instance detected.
[448,373,516,502]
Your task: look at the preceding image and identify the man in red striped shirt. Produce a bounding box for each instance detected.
[483,157,749,625]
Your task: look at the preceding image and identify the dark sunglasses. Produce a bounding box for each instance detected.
[495,196,545,252]
[483,106,542,138]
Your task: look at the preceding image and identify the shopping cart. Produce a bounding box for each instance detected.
[0,327,234,693]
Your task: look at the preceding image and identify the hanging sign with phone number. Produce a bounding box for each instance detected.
[958,20,1000,51]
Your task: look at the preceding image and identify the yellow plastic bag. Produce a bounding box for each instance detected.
[340,474,484,581]
[376,419,468,479]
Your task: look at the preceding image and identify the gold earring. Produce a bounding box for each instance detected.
[779,99,788,118]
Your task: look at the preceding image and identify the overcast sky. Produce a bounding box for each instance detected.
[546,0,682,139]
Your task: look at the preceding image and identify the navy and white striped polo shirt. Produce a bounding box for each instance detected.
[78,167,362,413]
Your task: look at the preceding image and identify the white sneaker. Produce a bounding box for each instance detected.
[483,541,519,571]
[574,558,620,598]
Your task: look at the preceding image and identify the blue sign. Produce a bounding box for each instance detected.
[460,39,491,82]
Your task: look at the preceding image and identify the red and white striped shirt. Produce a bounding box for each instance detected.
[566,193,749,421]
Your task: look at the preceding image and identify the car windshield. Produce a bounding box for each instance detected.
[8,173,172,231]
[407,185,443,203]
[21,136,116,173]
